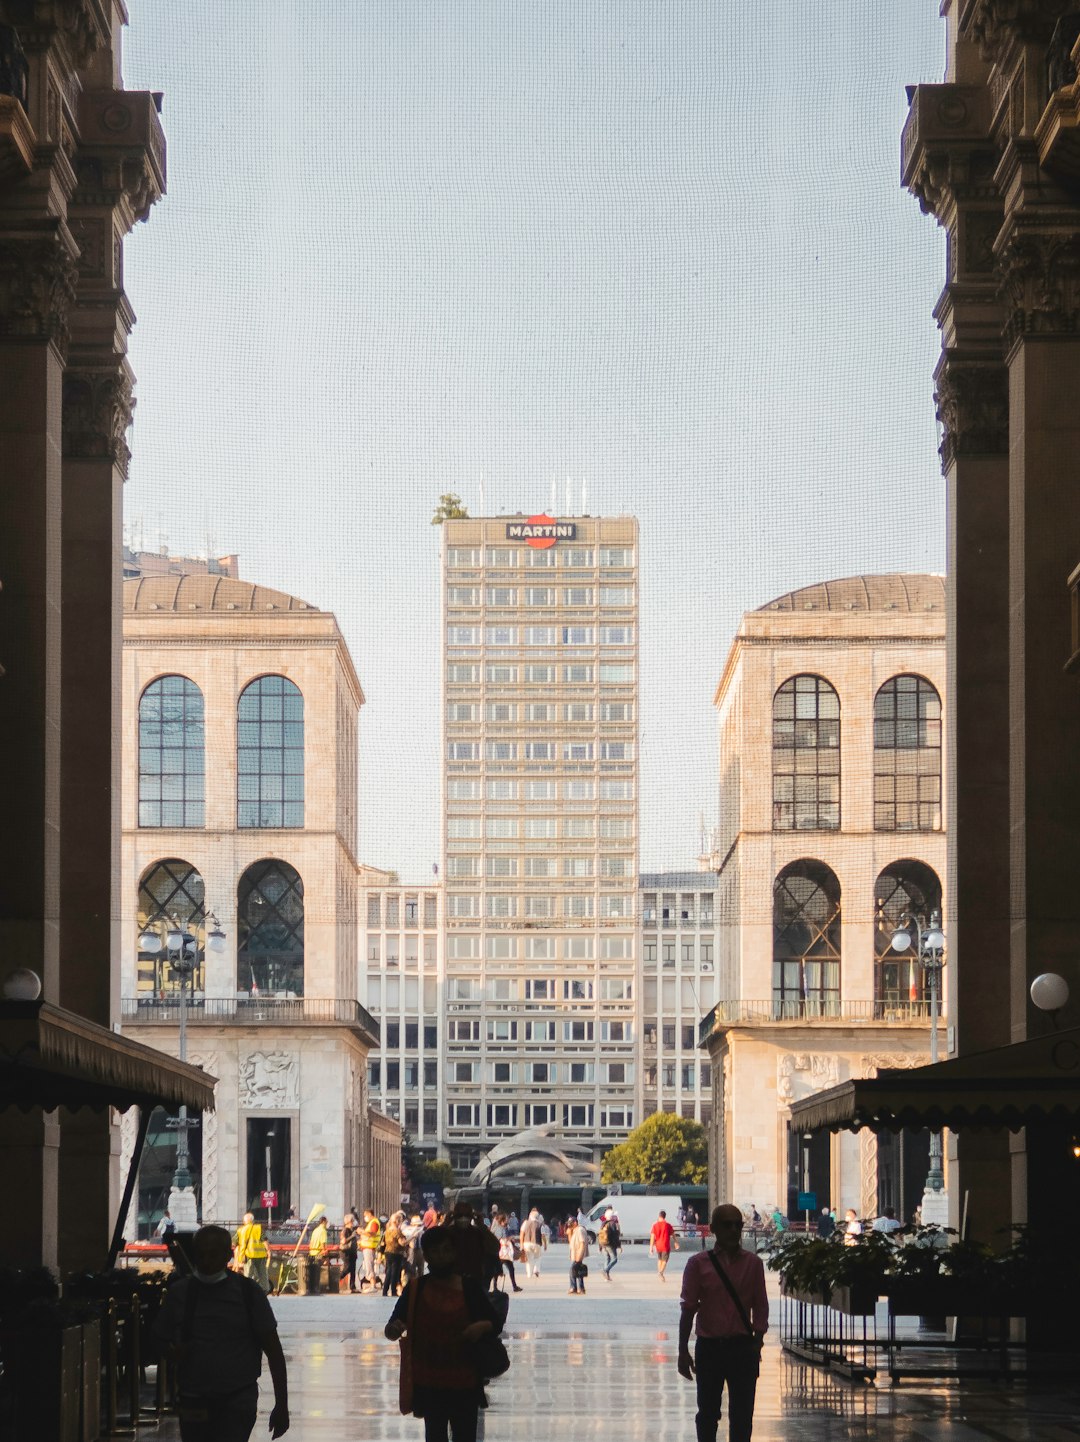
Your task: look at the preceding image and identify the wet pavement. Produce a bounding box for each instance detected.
[154,1249,1080,1439]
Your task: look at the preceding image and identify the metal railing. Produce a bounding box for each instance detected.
[698,998,938,1045]
[121,996,380,1034]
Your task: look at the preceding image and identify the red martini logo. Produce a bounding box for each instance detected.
[505,514,577,548]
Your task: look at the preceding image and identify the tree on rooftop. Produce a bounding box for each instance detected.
[432,493,469,525]
[600,1112,708,1186]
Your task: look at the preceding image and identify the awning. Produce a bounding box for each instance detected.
[0,999,216,1113]
[790,1025,1080,1134]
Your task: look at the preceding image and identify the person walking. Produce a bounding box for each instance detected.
[519,1209,543,1279]
[383,1211,409,1297]
[385,1225,505,1442]
[567,1217,589,1296]
[154,1224,289,1441]
[678,1204,768,1442]
[340,1212,359,1293]
[842,1208,863,1245]
[492,1213,524,1292]
[650,1209,679,1281]
[235,1212,271,1293]
[359,1208,381,1290]
[816,1207,835,1239]
[306,1215,328,1295]
[598,1209,622,1280]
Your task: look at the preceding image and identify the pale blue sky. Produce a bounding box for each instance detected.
[121,2,946,877]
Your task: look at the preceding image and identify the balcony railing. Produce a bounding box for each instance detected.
[121,996,381,1038]
[698,999,939,1047]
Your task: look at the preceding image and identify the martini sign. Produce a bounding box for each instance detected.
[505,514,576,549]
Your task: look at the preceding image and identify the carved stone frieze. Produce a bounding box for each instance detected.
[0,227,78,353]
[997,228,1080,344]
[239,1050,299,1109]
[62,361,133,474]
[934,354,1009,469]
[14,0,109,68]
[859,1053,931,1077]
[188,1051,218,1221]
[860,1127,878,1220]
[901,85,998,222]
[961,0,1075,61]
[777,1051,839,1104]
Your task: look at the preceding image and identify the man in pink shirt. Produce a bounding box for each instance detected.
[678,1204,768,1442]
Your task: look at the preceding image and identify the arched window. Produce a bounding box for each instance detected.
[136,859,206,995]
[237,860,304,996]
[874,861,942,1016]
[772,860,841,1018]
[873,675,941,831]
[237,676,304,829]
[772,676,840,831]
[138,676,205,827]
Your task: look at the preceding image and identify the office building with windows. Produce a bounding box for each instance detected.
[360,869,444,1159]
[700,575,947,1224]
[119,570,397,1229]
[638,873,718,1127]
[441,514,638,1173]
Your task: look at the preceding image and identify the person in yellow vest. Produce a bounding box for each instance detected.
[359,1208,381,1291]
[235,1211,271,1293]
[307,1215,329,1295]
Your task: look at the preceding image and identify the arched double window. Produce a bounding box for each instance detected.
[873,675,942,831]
[138,676,205,827]
[237,676,304,829]
[237,860,304,996]
[137,859,206,995]
[874,861,942,1015]
[772,860,841,1017]
[772,676,840,831]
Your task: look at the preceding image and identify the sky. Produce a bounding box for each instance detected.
[121,1,947,878]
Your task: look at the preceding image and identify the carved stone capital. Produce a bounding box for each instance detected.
[902,85,998,222]
[74,91,167,227]
[62,360,134,476]
[15,0,110,68]
[960,0,1075,61]
[996,226,1080,344]
[0,223,78,354]
[934,353,1009,469]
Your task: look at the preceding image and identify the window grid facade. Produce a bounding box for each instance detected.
[772,675,840,831]
[873,675,942,831]
[772,860,841,1017]
[873,860,942,1013]
[237,676,305,829]
[237,859,305,996]
[138,675,205,828]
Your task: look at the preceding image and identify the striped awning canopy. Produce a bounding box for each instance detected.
[789,1025,1080,1134]
[0,999,216,1112]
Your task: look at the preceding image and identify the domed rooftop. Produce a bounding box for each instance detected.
[123,574,320,614]
[755,574,945,614]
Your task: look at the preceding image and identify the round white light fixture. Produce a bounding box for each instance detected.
[139,928,162,954]
[166,925,184,951]
[3,968,43,1001]
[1030,973,1070,1013]
[890,927,912,953]
[207,927,227,953]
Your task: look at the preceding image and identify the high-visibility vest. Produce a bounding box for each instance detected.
[239,1222,268,1260]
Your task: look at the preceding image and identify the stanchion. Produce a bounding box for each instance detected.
[102,1298,135,1437]
[125,1294,141,1430]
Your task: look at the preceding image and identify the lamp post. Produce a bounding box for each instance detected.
[890,909,948,1223]
[139,909,226,1228]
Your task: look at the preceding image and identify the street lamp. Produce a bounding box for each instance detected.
[138,909,226,1228]
[890,909,947,1218]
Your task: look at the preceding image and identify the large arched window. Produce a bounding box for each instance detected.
[138,676,205,828]
[237,860,304,996]
[772,860,841,1017]
[136,859,206,995]
[237,676,304,829]
[873,675,941,831]
[874,860,942,1016]
[772,676,840,831]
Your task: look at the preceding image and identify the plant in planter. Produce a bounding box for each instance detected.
[767,1224,895,1310]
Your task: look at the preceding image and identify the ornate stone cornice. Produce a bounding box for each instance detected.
[933,352,1009,470]
[996,225,1080,344]
[902,85,998,222]
[0,222,78,354]
[12,0,111,67]
[74,89,167,227]
[960,0,1075,61]
[62,360,134,476]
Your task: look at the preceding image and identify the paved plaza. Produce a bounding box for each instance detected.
[151,1249,1080,1441]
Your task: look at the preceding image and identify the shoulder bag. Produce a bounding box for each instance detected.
[706,1250,757,1340]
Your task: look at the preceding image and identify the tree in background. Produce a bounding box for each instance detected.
[432,493,469,524]
[600,1113,708,1186]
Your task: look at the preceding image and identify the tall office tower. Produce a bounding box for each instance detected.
[441,514,639,1176]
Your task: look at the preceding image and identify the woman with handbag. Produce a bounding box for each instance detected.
[567,1216,589,1295]
[386,1226,507,1442]
[340,1212,359,1294]
[493,1212,524,1293]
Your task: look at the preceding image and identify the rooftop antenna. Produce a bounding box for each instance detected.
[565,474,572,517]
[479,471,485,516]
[550,474,557,515]
[581,477,588,516]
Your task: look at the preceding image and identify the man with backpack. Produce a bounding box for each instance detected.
[155,1225,289,1441]
[598,1209,622,1280]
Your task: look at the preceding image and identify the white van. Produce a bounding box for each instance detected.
[583,1194,684,1244]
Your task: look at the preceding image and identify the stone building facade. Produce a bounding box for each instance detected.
[119,572,396,1229]
[701,575,947,1222]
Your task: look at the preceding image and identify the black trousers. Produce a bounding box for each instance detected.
[693,1336,760,1442]
[415,1386,481,1442]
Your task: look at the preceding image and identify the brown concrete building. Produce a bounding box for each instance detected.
[701,576,947,1222]
[792,6,1080,1262]
[0,3,214,1271]
[118,572,395,1230]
